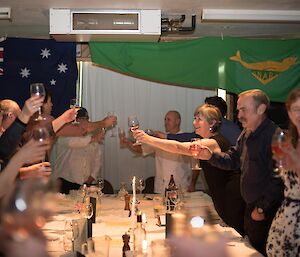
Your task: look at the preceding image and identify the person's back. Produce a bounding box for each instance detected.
[51,135,102,193]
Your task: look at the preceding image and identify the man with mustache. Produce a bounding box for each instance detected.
[196,89,284,256]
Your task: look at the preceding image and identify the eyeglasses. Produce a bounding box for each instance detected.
[290,107,300,113]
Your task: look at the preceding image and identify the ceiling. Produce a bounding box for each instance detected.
[1,0,300,41]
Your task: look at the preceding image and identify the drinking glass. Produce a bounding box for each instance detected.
[32,126,49,162]
[271,128,288,176]
[107,111,117,137]
[82,202,94,219]
[97,178,104,197]
[137,178,145,197]
[30,83,46,121]
[189,138,202,170]
[70,98,80,125]
[118,182,128,200]
[128,115,141,146]
[64,219,79,252]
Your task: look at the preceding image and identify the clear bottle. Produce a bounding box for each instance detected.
[133,212,146,255]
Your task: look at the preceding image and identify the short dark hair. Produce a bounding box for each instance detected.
[205,96,227,117]
[77,107,89,119]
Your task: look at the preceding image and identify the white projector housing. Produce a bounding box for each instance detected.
[50,8,161,42]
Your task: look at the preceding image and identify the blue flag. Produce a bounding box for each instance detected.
[0,38,78,117]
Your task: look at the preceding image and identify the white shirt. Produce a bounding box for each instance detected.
[142,131,191,193]
[51,136,102,185]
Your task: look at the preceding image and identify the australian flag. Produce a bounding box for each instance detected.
[0,37,78,117]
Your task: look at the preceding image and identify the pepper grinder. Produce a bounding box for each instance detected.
[122,232,131,257]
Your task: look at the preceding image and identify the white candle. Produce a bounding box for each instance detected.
[132,176,136,199]
[132,176,136,215]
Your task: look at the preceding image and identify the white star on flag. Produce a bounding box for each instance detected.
[57,63,68,73]
[20,67,30,78]
[50,79,56,85]
[40,48,51,59]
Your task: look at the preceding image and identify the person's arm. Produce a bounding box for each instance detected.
[52,109,77,133]
[0,139,49,199]
[19,162,51,180]
[0,96,44,160]
[87,115,117,133]
[120,136,143,154]
[133,130,193,156]
[167,132,200,142]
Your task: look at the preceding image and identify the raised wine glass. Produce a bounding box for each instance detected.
[128,115,141,146]
[271,128,288,176]
[107,111,117,137]
[189,138,202,171]
[30,83,46,121]
[70,99,80,125]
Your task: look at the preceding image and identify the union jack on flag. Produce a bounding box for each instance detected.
[0,38,78,117]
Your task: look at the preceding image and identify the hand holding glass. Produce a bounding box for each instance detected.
[189,139,202,170]
[271,129,288,175]
[70,99,80,124]
[30,83,45,121]
[128,115,141,145]
[107,111,117,137]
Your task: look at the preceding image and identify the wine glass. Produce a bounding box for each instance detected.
[32,126,49,163]
[189,138,202,170]
[97,178,104,197]
[64,219,79,252]
[81,202,94,219]
[137,178,145,198]
[128,115,141,146]
[70,99,80,125]
[107,111,117,137]
[30,83,46,121]
[271,128,288,176]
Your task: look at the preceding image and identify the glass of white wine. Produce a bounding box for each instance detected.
[70,99,80,125]
[128,115,141,146]
[30,83,46,121]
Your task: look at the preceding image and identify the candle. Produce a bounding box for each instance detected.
[132,176,136,215]
[132,176,136,199]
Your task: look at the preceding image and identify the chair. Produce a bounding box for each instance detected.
[142,176,155,194]
[103,179,114,194]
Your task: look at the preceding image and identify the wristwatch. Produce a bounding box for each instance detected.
[257,207,264,214]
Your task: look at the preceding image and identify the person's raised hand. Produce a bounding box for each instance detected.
[18,96,44,124]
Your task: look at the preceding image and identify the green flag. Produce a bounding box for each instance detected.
[89,37,300,102]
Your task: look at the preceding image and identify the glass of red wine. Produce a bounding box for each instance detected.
[271,128,288,176]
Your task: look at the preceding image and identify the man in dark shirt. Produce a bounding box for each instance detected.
[196,89,284,256]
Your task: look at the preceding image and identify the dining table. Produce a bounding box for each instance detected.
[43,190,263,257]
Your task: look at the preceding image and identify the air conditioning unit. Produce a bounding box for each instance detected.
[49,8,161,42]
[0,7,11,20]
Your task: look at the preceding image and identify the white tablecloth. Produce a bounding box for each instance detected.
[44,191,263,257]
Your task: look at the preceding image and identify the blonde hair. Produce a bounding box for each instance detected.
[194,104,222,132]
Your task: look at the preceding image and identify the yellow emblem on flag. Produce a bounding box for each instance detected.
[230,51,297,85]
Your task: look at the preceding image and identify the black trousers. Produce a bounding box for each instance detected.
[244,203,280,256]
[58,177,81,194]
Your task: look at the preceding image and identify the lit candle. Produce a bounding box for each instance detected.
[132,176,136,215]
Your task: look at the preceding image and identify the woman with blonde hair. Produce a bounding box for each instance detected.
[134,104,245,235]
